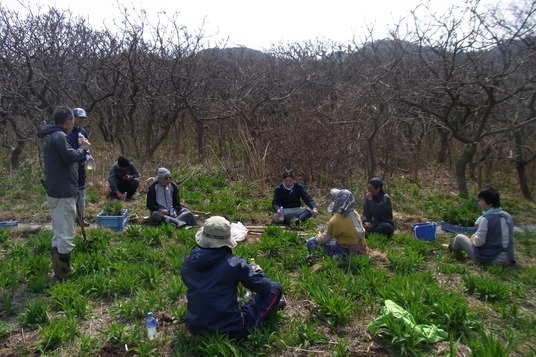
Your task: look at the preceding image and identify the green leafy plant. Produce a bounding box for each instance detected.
[48,281,88,318]
[0,230,10,244]
[38,317,78,352]
[99,323,132,344]
[463,275,511,303]
[295,321,328,349]
[27,272,49,293]
[0,321,12,339]
[466,328,515,357]
[441,199,479,226]
[100,201,124,216]
[387,247,425,274]
[22,299,50,325]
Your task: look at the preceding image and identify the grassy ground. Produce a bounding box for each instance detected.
[0,165,535,356]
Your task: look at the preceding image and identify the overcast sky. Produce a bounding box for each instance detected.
[3,0,499,50]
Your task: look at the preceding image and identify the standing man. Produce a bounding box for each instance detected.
[108,156,140,200]
[68,107,91,226]
[37,106,91,281]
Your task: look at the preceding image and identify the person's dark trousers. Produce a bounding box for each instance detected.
[116,178,140,198]
[367,222,394,238]
[242,282,283,328]
[297,209,312,223]
[187,282,283,340]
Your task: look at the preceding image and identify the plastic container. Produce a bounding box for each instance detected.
[78,132,85,143]
[238,258,258,305]
[0,221,19,229]
[86,155,94,170]
[411,222,437,241]
[145,312,157,340]
[96,209,128,232]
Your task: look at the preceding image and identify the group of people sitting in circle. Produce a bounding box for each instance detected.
[103,161,516,339]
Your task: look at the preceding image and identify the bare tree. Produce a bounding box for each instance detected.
[400,0,536,197]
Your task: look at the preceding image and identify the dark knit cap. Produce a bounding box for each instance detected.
[369,177,384,188]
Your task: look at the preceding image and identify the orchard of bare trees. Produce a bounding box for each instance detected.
[1,0,535,199]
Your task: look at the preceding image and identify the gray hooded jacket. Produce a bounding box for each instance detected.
[37,124,87,198]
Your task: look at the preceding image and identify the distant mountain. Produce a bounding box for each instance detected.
[198,47,269,60]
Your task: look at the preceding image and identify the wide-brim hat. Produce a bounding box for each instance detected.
[195,216,236,249]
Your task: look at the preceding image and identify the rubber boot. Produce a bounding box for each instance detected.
[50,247,62,281]
[51,247,72,281]
[58,252,72,279]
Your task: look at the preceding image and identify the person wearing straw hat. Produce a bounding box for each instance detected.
[146,167,197,228]
[181,216,285,339]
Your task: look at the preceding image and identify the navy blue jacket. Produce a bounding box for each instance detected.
[272,182,317,212]
[181,247,273,334]
[68,126,89,189]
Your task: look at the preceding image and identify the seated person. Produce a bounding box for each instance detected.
[272,170,318,224]
[146,167,197,228]
[108,156,140,200]
[307,188,369,258]
[181,216,284,340]
[362,178,395,237]
[449,186,515,265]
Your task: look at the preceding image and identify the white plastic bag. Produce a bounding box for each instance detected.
[231,222,249,242]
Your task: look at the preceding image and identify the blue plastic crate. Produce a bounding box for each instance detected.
[440,221,477,235]
[411,222,437,241]
[96,209,128,232]
[0,221,19,229]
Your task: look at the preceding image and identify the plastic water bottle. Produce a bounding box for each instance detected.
[145,312,157,340]
[122,192,127,201]
[78,132,85,144]
[243,258,257,299]
[279,206,284,216]
[170,207,176,215]
[238,258,257,305]
[86,155,94,170]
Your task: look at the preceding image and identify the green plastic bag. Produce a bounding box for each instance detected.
[368,299,448,343]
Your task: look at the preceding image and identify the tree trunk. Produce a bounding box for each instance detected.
[11,143,23,169]
[436,127,450,164]
[516,161,533,201]
[455,143,477,198]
